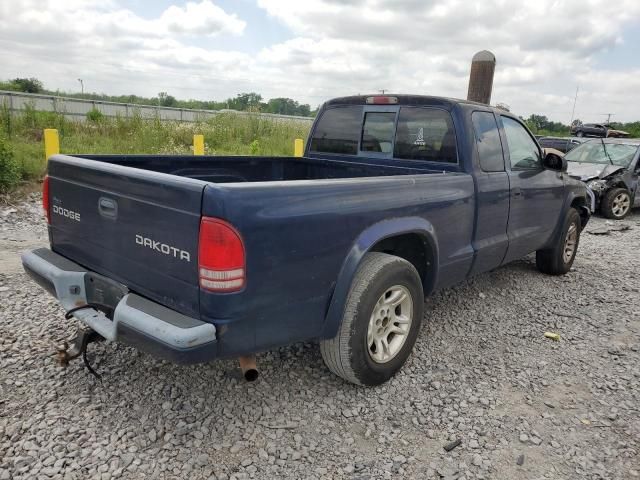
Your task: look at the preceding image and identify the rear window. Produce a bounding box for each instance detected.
[309,106,362,155]
[394,108,457,163]
[361,112,396,153]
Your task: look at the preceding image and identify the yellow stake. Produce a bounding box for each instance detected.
[294,138,304,157]
[193,134,205,155]
[44,129,60,161]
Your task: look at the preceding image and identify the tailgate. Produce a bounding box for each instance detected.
[47,155,206,318]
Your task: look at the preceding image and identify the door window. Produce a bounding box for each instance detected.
[394,108,457,163]
[309,106,363,155]
[501,116,542,169]
[472,111,504,172]
[361,112,396,153]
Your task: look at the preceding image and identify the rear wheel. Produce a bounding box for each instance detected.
[601,188,631,219]
[320,253,423,386]
[536,208,581,275]
[576,131,584,137]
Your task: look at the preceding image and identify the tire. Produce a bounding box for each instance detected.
[601,188,631,220]
[576,131,584,137]
[320,252,424,386]
[536,208,581,275]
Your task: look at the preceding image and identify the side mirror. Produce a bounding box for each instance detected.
[542,149,567,172]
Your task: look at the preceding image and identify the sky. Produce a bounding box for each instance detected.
[1,0,640,123]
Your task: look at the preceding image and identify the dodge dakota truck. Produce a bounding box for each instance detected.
[22,95,591,386]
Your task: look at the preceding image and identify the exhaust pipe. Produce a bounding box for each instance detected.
[238,355,259,382]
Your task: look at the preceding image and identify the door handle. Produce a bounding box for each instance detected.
[512,187,522,198]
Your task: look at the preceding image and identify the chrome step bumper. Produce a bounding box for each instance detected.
[22,248,216,363]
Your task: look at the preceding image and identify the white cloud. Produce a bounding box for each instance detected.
[0,1,253,96]
[255,0,640,121]
[1,0,639,121]
[160,1,246,36]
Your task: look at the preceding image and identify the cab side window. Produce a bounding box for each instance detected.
[501,116,542,169]
[472,111,504,172]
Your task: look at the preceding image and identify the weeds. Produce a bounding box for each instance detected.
[0,109,311,191]
[0,135,20,192]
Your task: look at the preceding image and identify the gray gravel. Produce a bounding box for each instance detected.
[1,196,639,479]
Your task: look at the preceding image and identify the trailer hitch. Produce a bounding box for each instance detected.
[56,322,104,379]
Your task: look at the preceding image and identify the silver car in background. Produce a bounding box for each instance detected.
[565,139,640,219]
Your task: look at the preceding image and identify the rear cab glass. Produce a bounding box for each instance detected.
[309,106,362,155]
[310,104,458,164]
[362,112,395,153]
[394,108,457,163]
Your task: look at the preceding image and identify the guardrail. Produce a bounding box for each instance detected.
[0,90,315,124]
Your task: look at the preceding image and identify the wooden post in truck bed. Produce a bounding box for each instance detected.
[467,50,496,105]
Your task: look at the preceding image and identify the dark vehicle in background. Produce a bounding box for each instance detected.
[22,94,591,386]
[539,136,586,153]
[570,123,630,138]
[566,139,640,219]
[571,123,607,138]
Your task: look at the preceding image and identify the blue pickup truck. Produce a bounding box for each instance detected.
[23,95,591,386]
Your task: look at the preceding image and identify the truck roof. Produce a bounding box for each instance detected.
[324,94,496,110]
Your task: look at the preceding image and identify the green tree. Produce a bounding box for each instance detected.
[10,77,43,93]
[265,97,312,116]
[157,92,177,107]
[229,92,263,111]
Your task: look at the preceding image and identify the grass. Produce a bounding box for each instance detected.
[0,105,311,192]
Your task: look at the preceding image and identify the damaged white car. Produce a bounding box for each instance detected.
[566,139,640,219]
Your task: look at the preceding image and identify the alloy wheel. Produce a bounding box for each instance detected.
[366,285,413,363]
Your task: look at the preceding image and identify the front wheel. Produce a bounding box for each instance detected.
[320,252,423,386]
[536,208,581,275]
[601,188,631,219]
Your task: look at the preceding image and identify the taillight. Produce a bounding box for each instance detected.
[42,175,51,224]
[198,217,245,292]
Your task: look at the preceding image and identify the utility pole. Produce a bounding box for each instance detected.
[378,89,386,94]
[77,78,84,94]
[569,85,578,127]
[603,113,614,124]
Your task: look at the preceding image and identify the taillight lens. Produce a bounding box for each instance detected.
[42,175,51,224]
[198,217,245,292]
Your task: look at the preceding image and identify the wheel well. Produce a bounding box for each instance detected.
[369,233,435,293]
[570,197,590,229]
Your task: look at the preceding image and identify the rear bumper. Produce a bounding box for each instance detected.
[22,248,217,364]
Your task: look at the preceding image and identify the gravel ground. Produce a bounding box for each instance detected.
[1,196,638,480]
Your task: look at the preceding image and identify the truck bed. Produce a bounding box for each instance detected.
[47,153,473,356]
[74,154,437,182]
